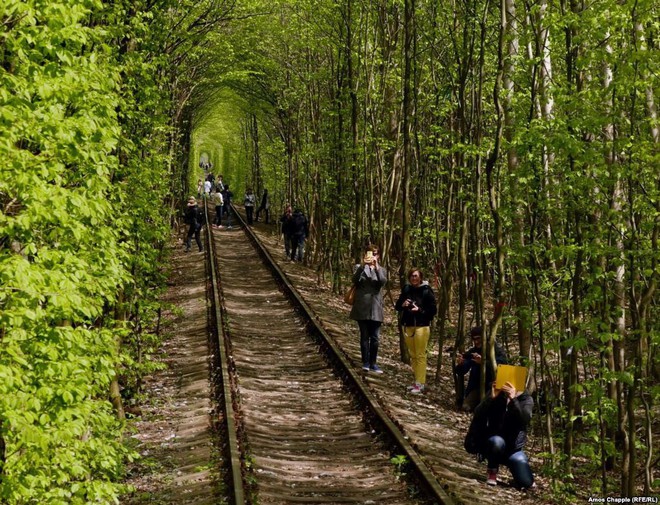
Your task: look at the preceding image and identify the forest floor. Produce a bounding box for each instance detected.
[121,217,571,505]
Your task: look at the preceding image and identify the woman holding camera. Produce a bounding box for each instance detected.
[349,245,388,373]
[395,269,437,394]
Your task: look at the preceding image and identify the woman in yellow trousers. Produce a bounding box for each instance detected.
[395,269,437,394]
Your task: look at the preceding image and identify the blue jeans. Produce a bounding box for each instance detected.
[291,235,305,261]
[357,320,381,366]
[485,436,534,488]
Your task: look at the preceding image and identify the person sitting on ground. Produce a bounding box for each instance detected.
[455,326,508,412]
[464,381,534,489]
[395,268,437,395]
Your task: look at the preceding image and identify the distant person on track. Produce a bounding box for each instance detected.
[203,178,212,198]
[290,207,309,262]
[279,203,293,258]
[196,178,203,198]
[464,381,534,488]
[244,188,256,225]
[184,196,204,252]
[215,175,225,192]
[255,189,270,224]
[395,268,437,394]
[221,184,233,229]
[212,189,224,227]
[350,245,388,373]
[455,326,508,412]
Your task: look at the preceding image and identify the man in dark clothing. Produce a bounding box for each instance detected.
[289,208,308,261]
[221,185,233,229]
[255,189,270,223]
[464,382,534,488]
[455,326,508,411]
[279,204,293,258]
[184,196,204,252]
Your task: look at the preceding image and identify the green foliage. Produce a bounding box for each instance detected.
[0,0,185,502]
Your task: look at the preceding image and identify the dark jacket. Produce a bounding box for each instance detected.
[290,210,308,238]
[221,189,232,209]
[259,191,269,209]
[464,392,533,457]
[395,282,437,327]
[280,212,293,235]
[455,342,508,396]
[349,264,388,322]
[184,205,203,228]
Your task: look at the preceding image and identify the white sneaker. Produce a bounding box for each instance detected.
[410,384,425,394]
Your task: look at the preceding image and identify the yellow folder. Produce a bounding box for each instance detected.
[495,365,528,391]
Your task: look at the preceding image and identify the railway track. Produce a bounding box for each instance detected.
[203,205,454,505]
[207,203,547,505]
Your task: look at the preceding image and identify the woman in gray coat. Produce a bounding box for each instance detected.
[349,245,388,373]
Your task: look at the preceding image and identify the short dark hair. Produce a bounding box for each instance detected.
[470,326,483,338]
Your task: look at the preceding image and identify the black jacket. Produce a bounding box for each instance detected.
[465,392,533,457]
[455,342,508,395]
[290,210,308,238]
[184,205,203,228]
[395,282,437,327]
[280,212,293,235]
[221,189,232,208]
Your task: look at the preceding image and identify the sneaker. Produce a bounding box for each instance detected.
[362,364,370,372]
[486,468,498,486]
[410,384,425,394]
[369,364,383,374]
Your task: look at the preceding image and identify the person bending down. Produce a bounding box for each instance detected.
[464,381,534,489]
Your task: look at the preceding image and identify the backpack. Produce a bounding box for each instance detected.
[195,207,204,230]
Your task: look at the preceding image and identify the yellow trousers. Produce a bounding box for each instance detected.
[404,326,430,385]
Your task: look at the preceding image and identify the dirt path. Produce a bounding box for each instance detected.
[122,245,222,505]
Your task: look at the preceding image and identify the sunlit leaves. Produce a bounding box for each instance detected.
[0,0,178,502]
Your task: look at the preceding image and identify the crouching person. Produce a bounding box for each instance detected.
[464,381,534,489]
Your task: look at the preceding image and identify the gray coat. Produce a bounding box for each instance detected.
[349,264,388,322]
